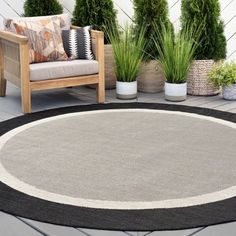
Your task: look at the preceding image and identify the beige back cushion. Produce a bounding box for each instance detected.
[4,13,71,32]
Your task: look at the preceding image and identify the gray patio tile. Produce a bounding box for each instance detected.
[197,98,231,109]
[20,218,85,236]
[137,233,152,236]
[144,228,204,236]
[0,110,19,121]
[106,97,138,103]
[178,95,220,107]
[0,212,42,236]
[124,232,138,236]
[213,101,236,111]
[78,228,128,236]
[104,88,116,98]
[227,108,236,113]
[193,222,236,236]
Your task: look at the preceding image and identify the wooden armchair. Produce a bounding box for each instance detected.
[0,26,105,113]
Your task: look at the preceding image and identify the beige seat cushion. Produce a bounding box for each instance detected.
[30,60,99,81]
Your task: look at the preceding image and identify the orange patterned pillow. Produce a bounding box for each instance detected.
[12,18,68,63]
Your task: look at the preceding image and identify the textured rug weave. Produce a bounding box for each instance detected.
[0,103,236,231]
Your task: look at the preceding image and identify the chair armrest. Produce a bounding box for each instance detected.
[0,30,28,45]
[0,30,30,87]
[91,30,104,63]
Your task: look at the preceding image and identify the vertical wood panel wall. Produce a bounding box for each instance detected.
[0,0,235,60]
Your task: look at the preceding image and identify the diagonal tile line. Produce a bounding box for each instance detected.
[170,0,181,9]
[75,228,92,236]
[227,49,236,59]
[16,217,49,236]
[61,4,73,15]
[225,15,236,27]
[114,2,134,22]
[221,0,236,12]
[142,231,153,236]
[2,0,21,17]
[123,231,137,236]
[187,227,207,236]
[227,31,236,41]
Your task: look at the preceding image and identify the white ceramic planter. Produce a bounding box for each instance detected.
[165,82,187,102]
[222,84,236,100]
[116,81,137,99]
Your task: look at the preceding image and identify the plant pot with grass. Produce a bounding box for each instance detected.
[209,62,236,100]
[73,0,118,89]
[107,25,145,99]
[154,25,199,102]
[134,0,172,93]
[181,0,227,96]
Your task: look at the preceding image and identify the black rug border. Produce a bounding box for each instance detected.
[0,102,236,231]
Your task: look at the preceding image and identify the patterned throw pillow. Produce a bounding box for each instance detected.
[62,26,94,60]
[12,18,68,63]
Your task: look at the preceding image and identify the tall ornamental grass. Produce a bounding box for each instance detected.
[107,25,146,82]
[154,25,200,84]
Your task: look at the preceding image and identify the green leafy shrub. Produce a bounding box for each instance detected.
[107,25,146,82]
[154,25,200,84]
[181,0,227,60]
[24,0,63,16]
[133,0,172,60]
[209,62,236,87]
[72,0,118,44]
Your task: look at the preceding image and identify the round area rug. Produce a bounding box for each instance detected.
[0,103,236,231]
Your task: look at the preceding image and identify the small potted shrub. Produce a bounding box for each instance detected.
[209,62,236,100]
[134,0,172,93]
[24,0,63,16]
[73,0,118,89]
[107,25,145,99]
[154,25,199,101]
[181,0,227,96]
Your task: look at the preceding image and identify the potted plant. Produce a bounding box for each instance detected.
[73,0,118,89]
[154,25,199,101]
[24,0,63,16]
[181,0,227,96]
[209,62,236,100]
[107,25,145,99]
[133,0,172,93]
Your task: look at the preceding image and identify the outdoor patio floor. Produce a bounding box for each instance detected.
[0,82,236,236]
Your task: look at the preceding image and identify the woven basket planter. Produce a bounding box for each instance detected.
[104,44,116,89]
[187,60,220,96]
[89,44,116,89]
[137,60,165,93]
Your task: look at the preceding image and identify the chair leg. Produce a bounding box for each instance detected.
[0,77,6,97]
[21,85,31,114]
[96,82,105,103]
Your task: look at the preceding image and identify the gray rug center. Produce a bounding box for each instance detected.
[1,110,236,202]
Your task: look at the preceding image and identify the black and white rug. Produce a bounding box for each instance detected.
[0,103,236,231]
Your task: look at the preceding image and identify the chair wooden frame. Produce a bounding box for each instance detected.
[0,26,105,113]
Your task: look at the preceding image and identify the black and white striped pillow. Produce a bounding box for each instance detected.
[62,26,94,60]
